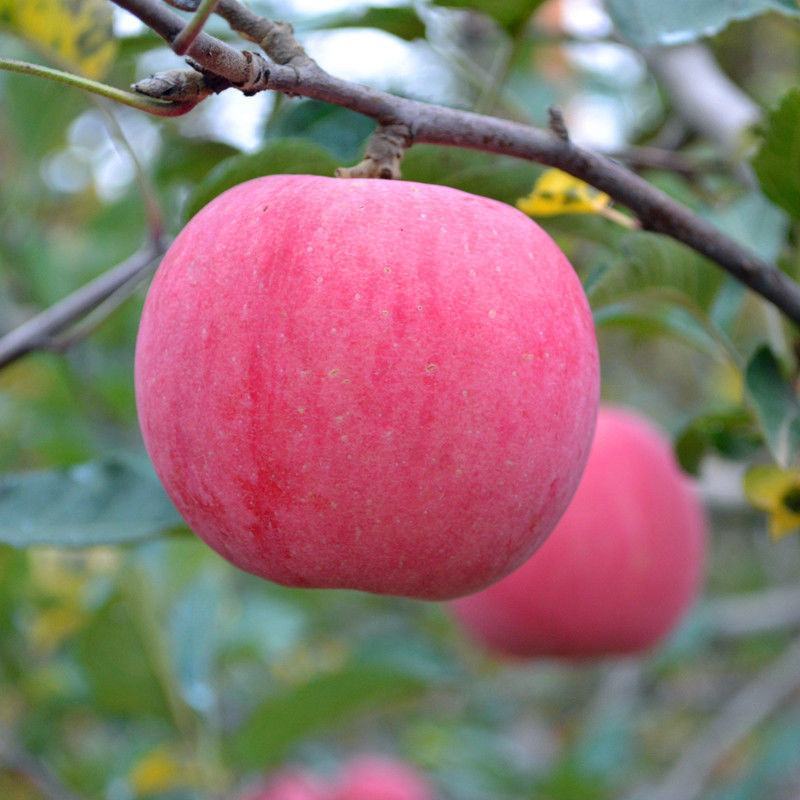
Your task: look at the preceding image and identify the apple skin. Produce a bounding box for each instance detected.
[450,406,707,657]
[331,756,434,800]
[135,174,599,599]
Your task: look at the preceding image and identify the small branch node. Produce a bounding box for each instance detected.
[183,59,233,93]
[548,106,570,142]
[235,50,271,96]
[336,123,412,180]
[259,21,310,67]
[133,68,218,102]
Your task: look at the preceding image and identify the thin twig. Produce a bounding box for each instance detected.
[647,44,760,159]
[0,58,197,117]
[97,104,165,243]
[648,43,759,188]
[547,106,570,142]
[0,241,166,369]
[628,636,800,800]
[215,0,311,67]
[608,146,730,179]
[426,33,531,123]
[47,272,152,353]
[111,0,800,324]
[173,0,221,55]
[473,13,530,116]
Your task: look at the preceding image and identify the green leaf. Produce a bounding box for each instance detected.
[432,0,546,31]
[744,345,800,467]
[0,455,184,547]
[683,190,787,338]
[709,192,789,263]
[184,138,339,221]
[753,89,800,219]
[674,425,707,476]
[710,278,747,334]
[607,0,800,48]
[1,39,89,160]
[0,546,28,634]
[266,100,375,162]
[227,665,427,769]
[674,407,760,475]
[321,6,426,40]
[76,595,172,717]
[593,298,722,357]
[155,134,240,188]
[536,759,610,800]
[587,230,722,313]
[401,144,540,206]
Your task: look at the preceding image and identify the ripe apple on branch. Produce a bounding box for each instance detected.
[135,174,599,599]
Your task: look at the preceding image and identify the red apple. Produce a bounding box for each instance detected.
[331,756,434,800]
[241,770,328,800]
[450,406,707,656]
[135,175,598,599]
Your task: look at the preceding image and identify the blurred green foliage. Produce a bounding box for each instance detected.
[606,0,800,48]
[753,88,800,218]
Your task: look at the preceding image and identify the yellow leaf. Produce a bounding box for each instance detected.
[743,464,800,540]
[129,748,186,797]
[3,0,116,79]
[517,169,612,217]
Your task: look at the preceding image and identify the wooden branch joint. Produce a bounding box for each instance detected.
[336,123,413,180]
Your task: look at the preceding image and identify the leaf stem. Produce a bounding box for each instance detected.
[0,58,197,117]
[173,0,221,55]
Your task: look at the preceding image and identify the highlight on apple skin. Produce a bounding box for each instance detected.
[135,174,599,600]
[449,406,707,658]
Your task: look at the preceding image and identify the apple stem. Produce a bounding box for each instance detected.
[335,124,413,180]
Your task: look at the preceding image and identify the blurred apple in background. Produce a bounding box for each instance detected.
[241,769,329,800]
[450,406,707,658]
[331,755,435,800]
[240,756,434,800]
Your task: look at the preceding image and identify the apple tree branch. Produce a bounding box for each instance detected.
[112,0,800,325]
[0,240,166,369]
